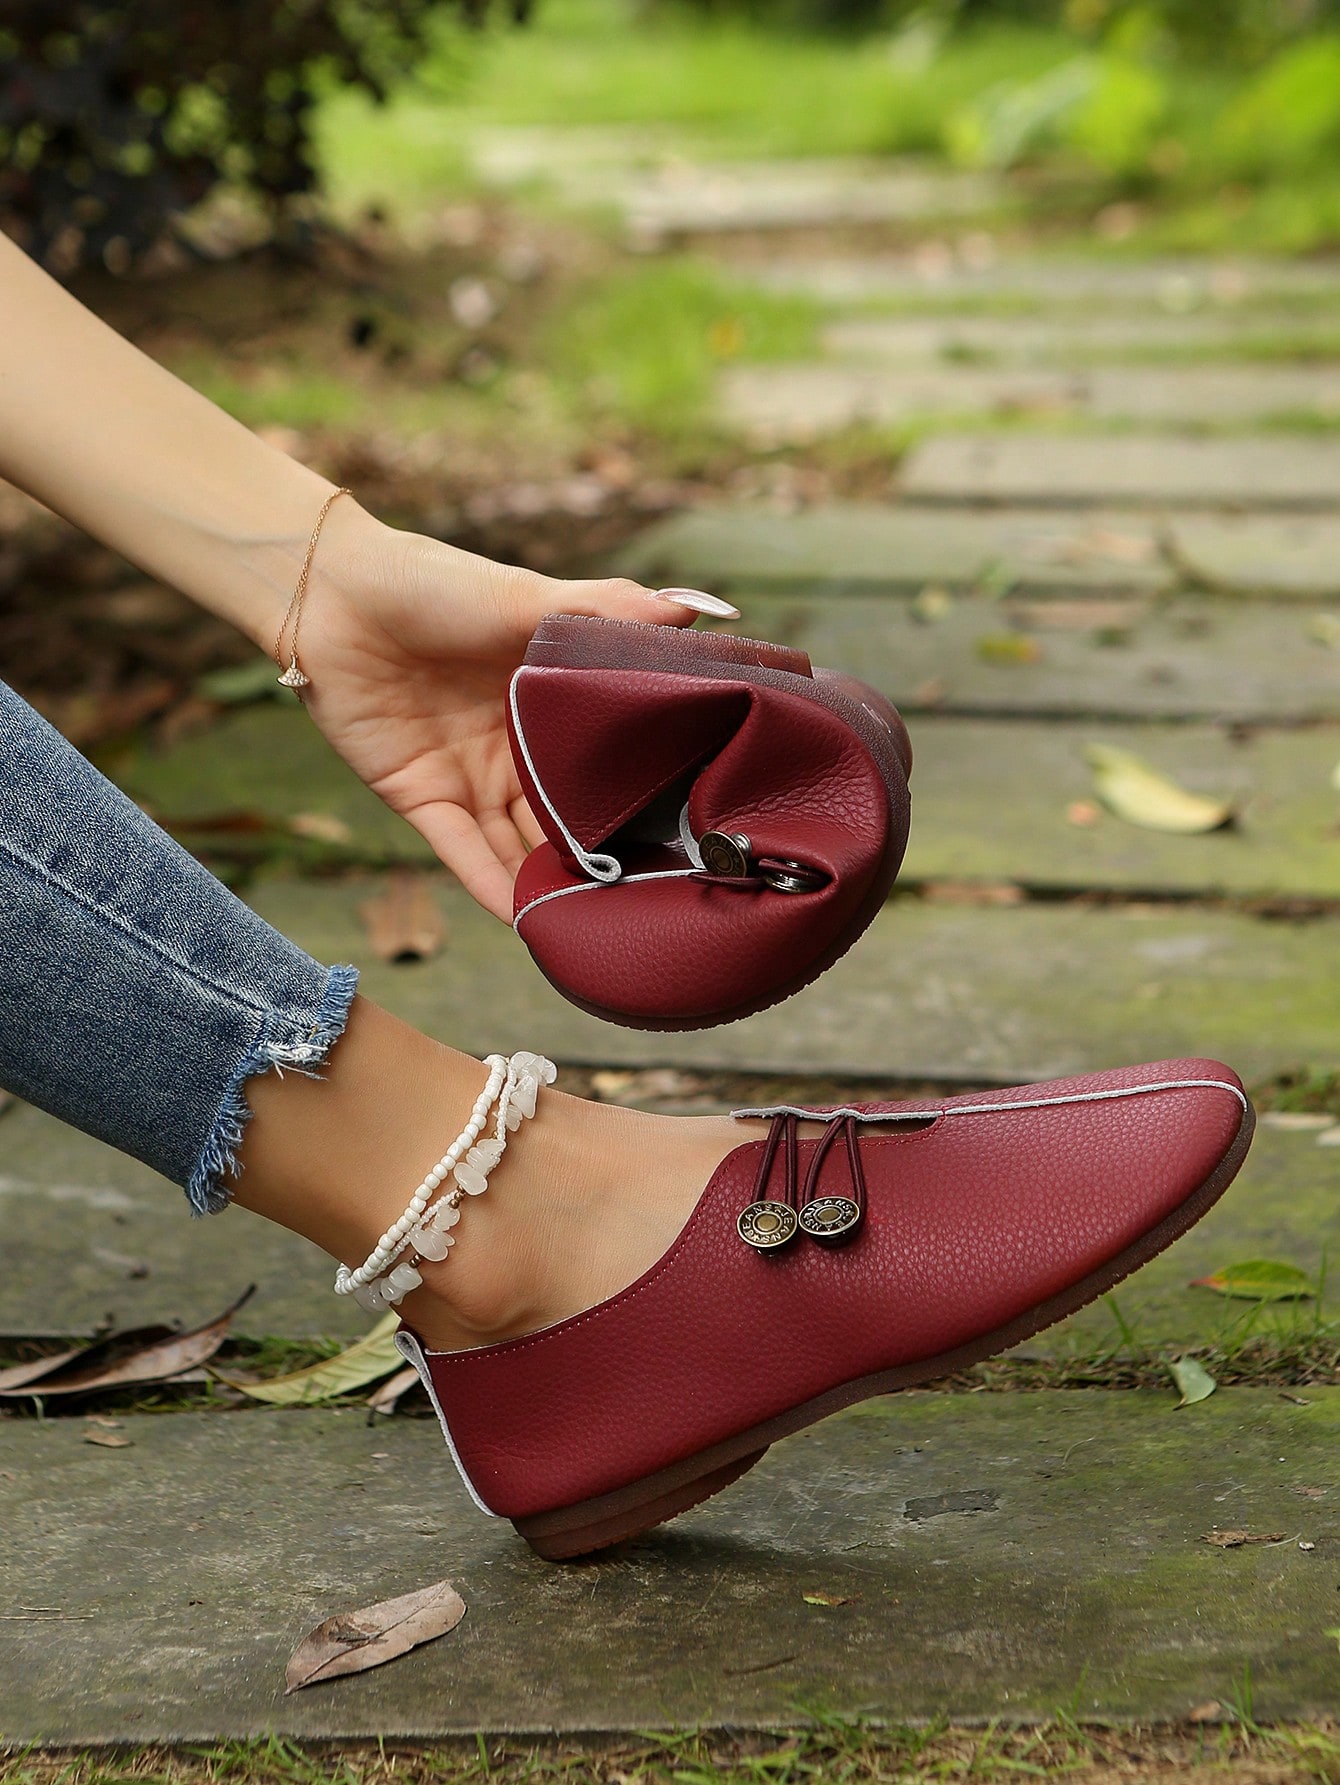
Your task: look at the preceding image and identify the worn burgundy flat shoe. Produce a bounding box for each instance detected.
[506,613,912,1029]
[397,1058,1253,1560]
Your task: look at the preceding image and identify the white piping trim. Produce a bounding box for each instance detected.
[730,1077,1248,1122]
[514,866,698,931]
[394,1328,499,1517]
[509,671,621,883]
[678,800,705,869]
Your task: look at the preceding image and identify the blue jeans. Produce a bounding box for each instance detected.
[0,677,357,1214]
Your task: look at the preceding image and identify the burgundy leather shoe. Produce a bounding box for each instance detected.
[507,613,912,1029]
[398,1058,1253,1560]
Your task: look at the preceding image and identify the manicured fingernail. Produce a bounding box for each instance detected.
[654,587,741,620]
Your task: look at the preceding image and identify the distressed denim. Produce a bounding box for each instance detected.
[0,677,357,1213]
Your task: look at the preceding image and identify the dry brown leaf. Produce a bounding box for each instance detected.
[1202,1529,1288,1548]
[0,1288,253,1400]
[0,1343,96,1393]
[802,1590,860,1606]
[366,1365,422,1416]
[1187,1701,1223,1723]
[285,1578,466,1692]
[290,812,354,846]
[358,873,447,963]
[922,881,1025,907]
[83,1432,131,1449]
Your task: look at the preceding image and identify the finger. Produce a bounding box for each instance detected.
[478,805,532,882]
[547,574,742,631]
[408,804,515,925]
[509,792,544,850]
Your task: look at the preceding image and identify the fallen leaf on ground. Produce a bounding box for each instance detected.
[912,585,953,623]
[1294,1486,1326,1497]
[922,880,1024,906]
[216,1313,402,1405]
[1203,1529,1287,1548]
[802,1591,860,1606]
[1169,1357,1216,1407]
[1187,1701,1222,1723]
[289,812,354,846]
[0,1344,96,1393]
[0,1289,253,1399]
[83,1432,131,1449]
[976,633,1042,666]
[1085,744,1233,834]
[1189,1259,1315,1302]
[366,1365,422,1416]
[359,873,447,963]
[286,1578,465,1692]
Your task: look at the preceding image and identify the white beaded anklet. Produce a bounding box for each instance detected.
[333,1050,557,1314]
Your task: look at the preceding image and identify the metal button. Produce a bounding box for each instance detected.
[798,1196,862,1244]
[699,831,753,878]
[737,1199,799,1251]
[759,859,827,895]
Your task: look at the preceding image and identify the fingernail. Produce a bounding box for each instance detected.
[653,587,741,620]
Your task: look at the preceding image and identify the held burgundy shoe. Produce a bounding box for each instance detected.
[397,1058,1254,1560]
[506,613,912,1029]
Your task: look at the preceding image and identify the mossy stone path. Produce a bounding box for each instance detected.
[3,1392,1337,1743]
[8,156,1340,1743]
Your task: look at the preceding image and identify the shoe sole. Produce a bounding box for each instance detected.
[513,1096,1256,1560]
[517,614,913,1032]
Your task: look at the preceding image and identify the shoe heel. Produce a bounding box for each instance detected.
[526,611,814,679]
[511,1446,769,1561]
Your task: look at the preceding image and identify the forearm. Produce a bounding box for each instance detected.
[0,230,376,650]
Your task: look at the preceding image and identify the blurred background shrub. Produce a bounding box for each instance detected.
[0,0,518,274]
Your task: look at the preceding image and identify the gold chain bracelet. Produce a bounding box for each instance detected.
[273,486,352,693]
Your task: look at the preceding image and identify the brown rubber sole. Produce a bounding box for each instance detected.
[513,1097,1256,1561]
[517,613,913,1033]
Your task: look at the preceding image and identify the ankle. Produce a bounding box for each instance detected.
[399,1096,743,1352]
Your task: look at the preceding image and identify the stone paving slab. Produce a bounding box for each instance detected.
[904,718,1340,901]
[618,504,1172,594]
[248,878,1340,1085]
[900,434,1340,510]
[721,363,1340,440]
[1170,514,1340,599]
[0,1104,373,1341]
[471,133,1004,236]
[823,312,1340,365]
[677,592,1340,723]
[744,252,1340,310]
[3,1392,1336,1741]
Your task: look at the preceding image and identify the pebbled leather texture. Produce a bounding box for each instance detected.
[508,616,911,1028]
[414,1059,1249,1522]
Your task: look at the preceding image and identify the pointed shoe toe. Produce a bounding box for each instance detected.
[507,613,912,1030]
[397,1058,1253,1561]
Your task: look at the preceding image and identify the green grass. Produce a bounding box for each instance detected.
[310,0,1340,253]
[543,256,823,437]
[315,0,1079,213]
[4,1714,1340,1785]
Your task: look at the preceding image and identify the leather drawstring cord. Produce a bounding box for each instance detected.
[736,1111,866,1251]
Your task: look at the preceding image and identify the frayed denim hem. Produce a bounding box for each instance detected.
[185,962,360,1216]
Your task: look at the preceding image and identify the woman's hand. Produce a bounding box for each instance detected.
[294,504,736,922]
